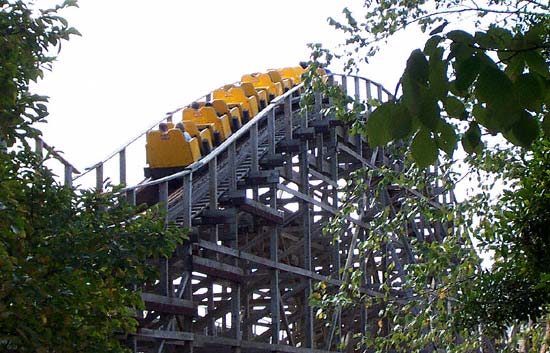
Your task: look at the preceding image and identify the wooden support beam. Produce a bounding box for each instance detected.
[192,256,244,283]
[141,293,196,316]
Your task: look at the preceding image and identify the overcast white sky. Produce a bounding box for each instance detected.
[35,0,427,186]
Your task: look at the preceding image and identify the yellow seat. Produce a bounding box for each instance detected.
[279,66,305,85]
[268,70,293,91]
[146,129,201,169]
[241,73,283,99]
[182,120,213,153]
[212,99,243,131]
[182,107,232,141]
[213,87,259,123]
[212,99,241,121]
[241,82,268,109]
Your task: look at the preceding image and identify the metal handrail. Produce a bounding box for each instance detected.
[120,82,303,192]
[71,73,393,192]
[73,88,217,181]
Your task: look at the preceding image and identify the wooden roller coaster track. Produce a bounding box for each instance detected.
[53,74,454,353]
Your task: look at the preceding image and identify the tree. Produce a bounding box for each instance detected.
[303,0,550,351]
[0,2,185,352]
[312,0,549,166]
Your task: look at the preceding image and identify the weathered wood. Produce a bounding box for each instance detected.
[129,75,453,353]
[192,256,244,282]
[119,148,126,185]
[141,293,196,316]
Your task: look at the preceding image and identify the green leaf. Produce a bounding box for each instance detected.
[411,129,438,167]
[429,22,448,36]
[428,49,449,100]
[524,51,549,78]
[542,113,550,137]
[506,111,539,147]
[389,103,413,139]
[424,35,443,57]
[449,41,475,62]
[444,96,466,119]
[514,73,544,112]
[435,121,458,155]
[473,99,521,133]
[474,31,497,49]
[417,93,441,130]
[454,55,480,93]
[447,30,474,44]
[475,66,514,106]
[366,103,393,147]
[401,74,423,116]
[462,122,482,154]
[406,49,429,84]
[524,23,545,44]
[504,53,526,79]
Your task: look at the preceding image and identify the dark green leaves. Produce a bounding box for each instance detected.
[417,92,441,129]
[367,102,413,146]
[0,1,80,146]
[406,49,429,84]
[411,129,438,167]
[507,111,539,147]
[435,121,458,155]
[543,114,550,137]
[515,73,545,112]
[366,103,393,147]
[444,96,465,119]
[475,66,514,106]
[525,51,549,78]
[462,122,482,154]
[0,149,186,353]
[389,103,413,139]
[453,55,480,93]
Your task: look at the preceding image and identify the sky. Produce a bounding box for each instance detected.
[35,0,427,187]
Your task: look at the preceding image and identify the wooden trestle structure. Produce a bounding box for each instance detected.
[72,74,453,353]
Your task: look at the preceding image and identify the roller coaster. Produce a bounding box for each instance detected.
[52,67,454,353]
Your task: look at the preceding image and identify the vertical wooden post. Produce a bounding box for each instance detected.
[326,118,341,350]
[126,188,136,206]
[314,92,324,173]
[64,165,73,188]
[251,122,259,201]
[341,75,348,95]
[208,157,217,335]
[354,77,363,156]
[119,148,126,186]
[182,172,194,353]
[159,181,169,297]
[229,142,236,191]
[35,138,44,158]
[300,133,313,348]
[268,109,276,156]
[270,184,280,345]
[96,163,103,192]
[284,96,293,178]
[366,80,373,113]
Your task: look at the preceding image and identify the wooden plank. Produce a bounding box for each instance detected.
[192,256,244,282]
[196,240,384,298]
[238,198,284,224]
[141,292,196,316]
[277,183,370,230]
[193,334,339,353]
[135,328,193,341]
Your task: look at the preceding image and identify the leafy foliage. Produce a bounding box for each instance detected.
[0,149,184,352]
[303,0,550,351]
[458,137,550,336]
[316,0,550,164]
[0,0,80,146]
[0,1,186,352]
